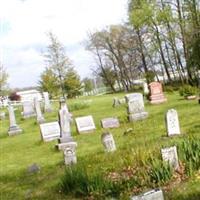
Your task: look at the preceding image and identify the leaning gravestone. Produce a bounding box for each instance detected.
[22,101,36,118]
[149,82,167,104]
[34,97,45,124]
[75,115,96,133]
[101,132,116,152]
[40,122,60,142]
[126,93,148,121]
[101,117,120,129]
[63,141,77,165]
[43,92,52,112]
[166,109,181,136]
[8,104,22,136]
[130,189,164,200]
[161,146,179,170]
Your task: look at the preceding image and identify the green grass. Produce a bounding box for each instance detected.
[0,92,199,199]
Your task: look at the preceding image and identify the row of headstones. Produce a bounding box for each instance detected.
[6,92,52,136]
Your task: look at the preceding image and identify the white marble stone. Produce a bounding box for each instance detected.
[101,132,116,152]
[101,117,120,129]
[22,101,36,118]
[43,92,52,112]
[131,189,164,200]
[63,142,77,165]
[34,97,45,124]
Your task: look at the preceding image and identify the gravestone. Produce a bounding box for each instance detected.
[75,115,96,133]
[161,146,179,170]
[149,82,167,104]
[59,97,69,111]
[126,93,148,121]
[43,92,52,112]
[22,101,36,118]
[101,117,120,129]
[113,97,120,107]
[34,97,45,124]
[0,112,6,120]
[40,122,60,141]
[166,109,181,136]
[119,98,126,104]
[143,82,149,95]
[63,141,77,165]
[101,132,116,152]
[58,108,73,143]
[8,104,22,136]
[130,189,164,200]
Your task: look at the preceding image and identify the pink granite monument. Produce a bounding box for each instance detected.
[149,82,167,104]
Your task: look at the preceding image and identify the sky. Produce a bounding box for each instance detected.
[0,0,128,88]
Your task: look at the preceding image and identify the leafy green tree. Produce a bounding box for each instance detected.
[64,67,82,98]
[82,77,93,92]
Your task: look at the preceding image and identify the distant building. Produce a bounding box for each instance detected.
[17,90,42,102]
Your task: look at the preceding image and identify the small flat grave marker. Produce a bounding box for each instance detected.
[101,117,120,129]
[40,122,60,142]
[131,189,164,200]
[75,115,96,133]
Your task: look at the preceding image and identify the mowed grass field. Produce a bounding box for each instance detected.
[0,92,200,200]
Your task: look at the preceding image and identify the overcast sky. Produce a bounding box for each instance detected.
[0,0,128,88]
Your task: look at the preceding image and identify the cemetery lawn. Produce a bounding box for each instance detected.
[0,92,200,199]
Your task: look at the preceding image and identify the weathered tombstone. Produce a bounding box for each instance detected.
[22,101,36,118]
[149,82,167,104]
[101,117,120,129]
[43,92,52,112]
[119,98,126,104]
[113,97,120,107]
[126,93,148,121]
[59,97,69,111]
[34,97,45,124]
[0,112,6,120]
[101,132,116,152]
[58,108,73,143]
[75,115,96,133]
[130,189,164,200]
[143,82,149,95]
[40,122,60,142]
[7,104,22,136]
[63,141,77,165]
[161,146,179,170]
[166,109,181,136]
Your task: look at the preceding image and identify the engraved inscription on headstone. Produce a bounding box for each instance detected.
[8,104,22,136]
[161,146,179,170]
[130,189,164,200]
[40,122,60,142]
[101,117,120,129]
[75,115,96,133]
[101,132,116,152]
[166,109,180,136]
[63,142,77,165]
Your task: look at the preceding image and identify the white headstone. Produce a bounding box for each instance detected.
[75,115,96,133]
[0,112,6,120]
[101,117,120,129]
[143,82,149,95]
[166,109,181,136]
[101,132,116,152]
[161,146,179,170]
[40,122,60,142]
[7,104,22,136]
[43,92,52,112]
[34,97,45,124]
[22,101,36,118]
[63,142,77,165]
[126,93,148,121]
[131,189,164,200]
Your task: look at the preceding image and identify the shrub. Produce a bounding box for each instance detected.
[9,92,21,101]
[68,101,90,111]
[179,85,198,97]
[164,86,174,93]
[148,157,173,185]
[179,138,200,176]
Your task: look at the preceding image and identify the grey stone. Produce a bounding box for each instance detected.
[63,142,77,165]
[34,97,45,124]
[166,109,181,136]
[101,132,116,152]
[27,163,40,174]
[43,92,52,112]
[161,146,179,170]
[40,122,60,141]
[101,117,120,129]
[7,104,22,136]
[22,101,36,118]
[131,189,164,200]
